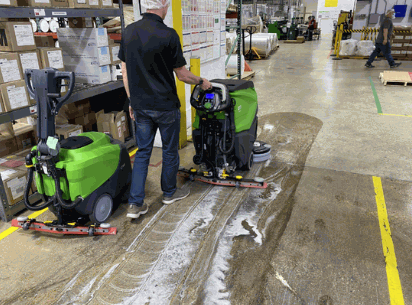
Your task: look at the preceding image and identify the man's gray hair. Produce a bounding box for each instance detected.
[386,9,395,16]
[141,0,170,10]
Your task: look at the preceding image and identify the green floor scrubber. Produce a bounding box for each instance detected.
[178,79,270,189]
[11,68,132,235]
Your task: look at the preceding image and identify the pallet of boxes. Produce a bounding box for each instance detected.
[0,20,38,206]
[391,26,412,61]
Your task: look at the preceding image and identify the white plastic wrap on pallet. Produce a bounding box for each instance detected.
[339,39,358,56]
[226,54,245,76]
[356,40,375,57]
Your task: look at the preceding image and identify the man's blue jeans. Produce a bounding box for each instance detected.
[367,42,395,66]
[129,109,180,207]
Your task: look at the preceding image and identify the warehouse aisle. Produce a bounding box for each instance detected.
[0,37,411,305]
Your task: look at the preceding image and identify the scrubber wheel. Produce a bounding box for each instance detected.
[89,194,113,224]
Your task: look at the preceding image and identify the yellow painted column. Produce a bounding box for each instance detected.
[172,0,187,149]
[190,57,200,127]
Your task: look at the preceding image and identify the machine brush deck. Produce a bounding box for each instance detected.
[178,169,267,189]
[11,218,117,236]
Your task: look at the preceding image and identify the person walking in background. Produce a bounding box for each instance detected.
[119,0,213,219]
[365,9,401,69]
[307,16,317,41]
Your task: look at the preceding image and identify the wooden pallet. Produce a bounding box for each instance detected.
[226,71,255,80]
[284,40,305,43]
[379,71,412,86]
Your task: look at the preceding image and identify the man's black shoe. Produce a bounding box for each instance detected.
[365,63,375,68]
[390,62,402,68]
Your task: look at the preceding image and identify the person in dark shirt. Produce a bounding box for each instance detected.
[119,0,213,219]
[365,9,401,68]
[307,16,317,41]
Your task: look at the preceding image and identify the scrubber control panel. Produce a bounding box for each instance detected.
[190,82,230,112]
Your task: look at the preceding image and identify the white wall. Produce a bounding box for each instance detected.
[302,0,318,20]
[317,0,357,34]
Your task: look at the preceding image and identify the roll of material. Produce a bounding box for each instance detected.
[226,54,245,76]
[30,19,37,33]
[244,36,270,56]
[250,33,278,50]
[39,19,50,33]
[49,19,59,33]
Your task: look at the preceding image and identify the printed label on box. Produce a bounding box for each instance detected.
[34,9,46,16]
[102,0,112,5]
[69,128,82,137]
[14,25,35,47]
[19,52,40,71]
[78,0,86,4]
[0,59,20,83]
[0,169,16,180]
[393,43,403,47]
[35,0,50,3]
[47,51,64,69]
[395,36,404,39]
[111,46,120,61]
[7,176,26,200]
[7,85,29,109]
[98,28,105,36]
[101,66,108,73]
[89,0,98,5]
[0,0,11,5]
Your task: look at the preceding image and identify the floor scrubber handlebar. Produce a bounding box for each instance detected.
[23,68,83,211]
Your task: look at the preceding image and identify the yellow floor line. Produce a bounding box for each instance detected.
[0,208,49,242]
[129,147,138,157]
[372,176,405,305]
[379,113,412,118]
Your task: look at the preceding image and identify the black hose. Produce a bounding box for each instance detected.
[51,165,83,209]
[219,111,236,154]
[24,167,54,211]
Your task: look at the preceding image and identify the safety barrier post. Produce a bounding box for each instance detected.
[333,24,343,60]
[190,57,200,129]
[173,0,187,149]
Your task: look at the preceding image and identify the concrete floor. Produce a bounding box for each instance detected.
[0,36,411,305]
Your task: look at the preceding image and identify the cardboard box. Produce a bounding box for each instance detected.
[38,47,64,70]
[0,22,36,52]
[57,28,109,48]
[14,123,35,150]
[18,50,41,76]
[0,52,22,84]
[51,0,69,6]
[96,110,127,142]
[0,121,14,137]
[0,135,18,157]
[34,36,55,48]
[62,45,111,66]
[70,111,97,132]
[0,80,30,111]
[0,166,27,206]
[24,0,52,7]
[101,0,112,7]
[0,91,4,114]
[0,0,18,6]
[58,99,90,120]
[68,0,89,8]
[64,64,111,84]
[109,44,121,65]
[68,17,95,28]
[56,124,83,140]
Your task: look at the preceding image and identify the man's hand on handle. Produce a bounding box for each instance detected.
[383,39,388,45]
[200,79,213,91]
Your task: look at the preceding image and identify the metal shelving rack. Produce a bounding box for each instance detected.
[225,0,242,80]
[0,3,135,222]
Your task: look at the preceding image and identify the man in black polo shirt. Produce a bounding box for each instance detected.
[119,0,213,219]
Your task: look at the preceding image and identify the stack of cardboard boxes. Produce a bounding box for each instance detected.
[57,27,113,84]
[392,26,412,61]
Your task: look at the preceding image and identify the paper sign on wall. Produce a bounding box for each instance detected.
[325,0,338,8]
